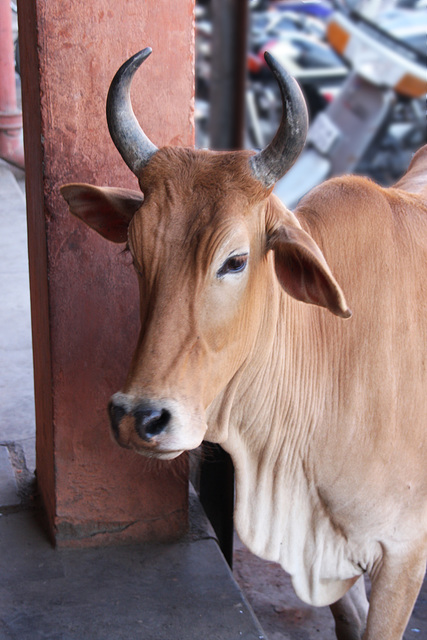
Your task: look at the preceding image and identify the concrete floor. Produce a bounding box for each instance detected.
[0,162,35,493]
[0,496,268,640]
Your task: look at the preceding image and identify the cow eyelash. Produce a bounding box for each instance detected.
[216,253,249,279]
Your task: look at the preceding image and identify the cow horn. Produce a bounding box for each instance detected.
[249,52,308,189]
[106,47,158,177]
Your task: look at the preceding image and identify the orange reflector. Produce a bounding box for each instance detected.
[327,21,350,56]
[395,73,427,99]
[247,53,262,74]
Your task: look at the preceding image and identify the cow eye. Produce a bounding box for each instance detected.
[217,253,248,278]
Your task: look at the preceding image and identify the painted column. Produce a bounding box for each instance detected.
[17,0,195,546]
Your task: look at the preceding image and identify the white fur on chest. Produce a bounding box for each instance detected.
[231,448,368,607]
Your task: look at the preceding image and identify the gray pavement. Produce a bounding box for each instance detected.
[0,160,266,640]
[0,161,34,511]
[0,494,266,640]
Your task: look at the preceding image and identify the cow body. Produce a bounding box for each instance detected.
[61,50,427,639]
[210,160,427,611]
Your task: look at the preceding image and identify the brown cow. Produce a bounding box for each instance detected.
[61,49,427,639]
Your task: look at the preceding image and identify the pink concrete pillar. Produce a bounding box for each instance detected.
[0,0,24,168]
[18,0,195,546]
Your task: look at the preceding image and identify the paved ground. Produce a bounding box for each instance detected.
[0,494,267,640]
[0,161,35,502]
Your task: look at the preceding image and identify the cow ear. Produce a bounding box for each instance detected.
[268,224,351,319]
[60,183,144,243]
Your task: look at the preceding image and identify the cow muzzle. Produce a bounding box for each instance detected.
[108,392,206,459]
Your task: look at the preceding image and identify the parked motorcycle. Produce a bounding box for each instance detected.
[195,0,426,193]
[247,2,346,129]
[273,1,427,206]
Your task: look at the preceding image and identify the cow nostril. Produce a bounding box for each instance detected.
[133,408,171,441]
[108,401,127,438]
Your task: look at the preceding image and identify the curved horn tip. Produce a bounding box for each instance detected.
[263,51,275,69]
[128,47,153,70]
[106,46,158,177]
[109,47,153,90]
[263,51,295,87]
[250,51,308,189]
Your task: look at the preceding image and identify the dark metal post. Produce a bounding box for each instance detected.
[199,444,235,567]
[209,0,248,150]
[199,0,249,568]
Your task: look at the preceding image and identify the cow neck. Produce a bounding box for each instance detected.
[220,286,334,574]
[223,286,328,465]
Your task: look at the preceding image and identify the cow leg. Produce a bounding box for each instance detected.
[329,576,368,640]
[363,547,426,640]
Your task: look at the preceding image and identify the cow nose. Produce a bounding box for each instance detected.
[108,396,172,443]
[134,407,171,441]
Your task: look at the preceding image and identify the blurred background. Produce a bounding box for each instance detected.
[195,0,426,205]
[7,0,427,203]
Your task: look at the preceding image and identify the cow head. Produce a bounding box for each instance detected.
[61,48,350,460]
